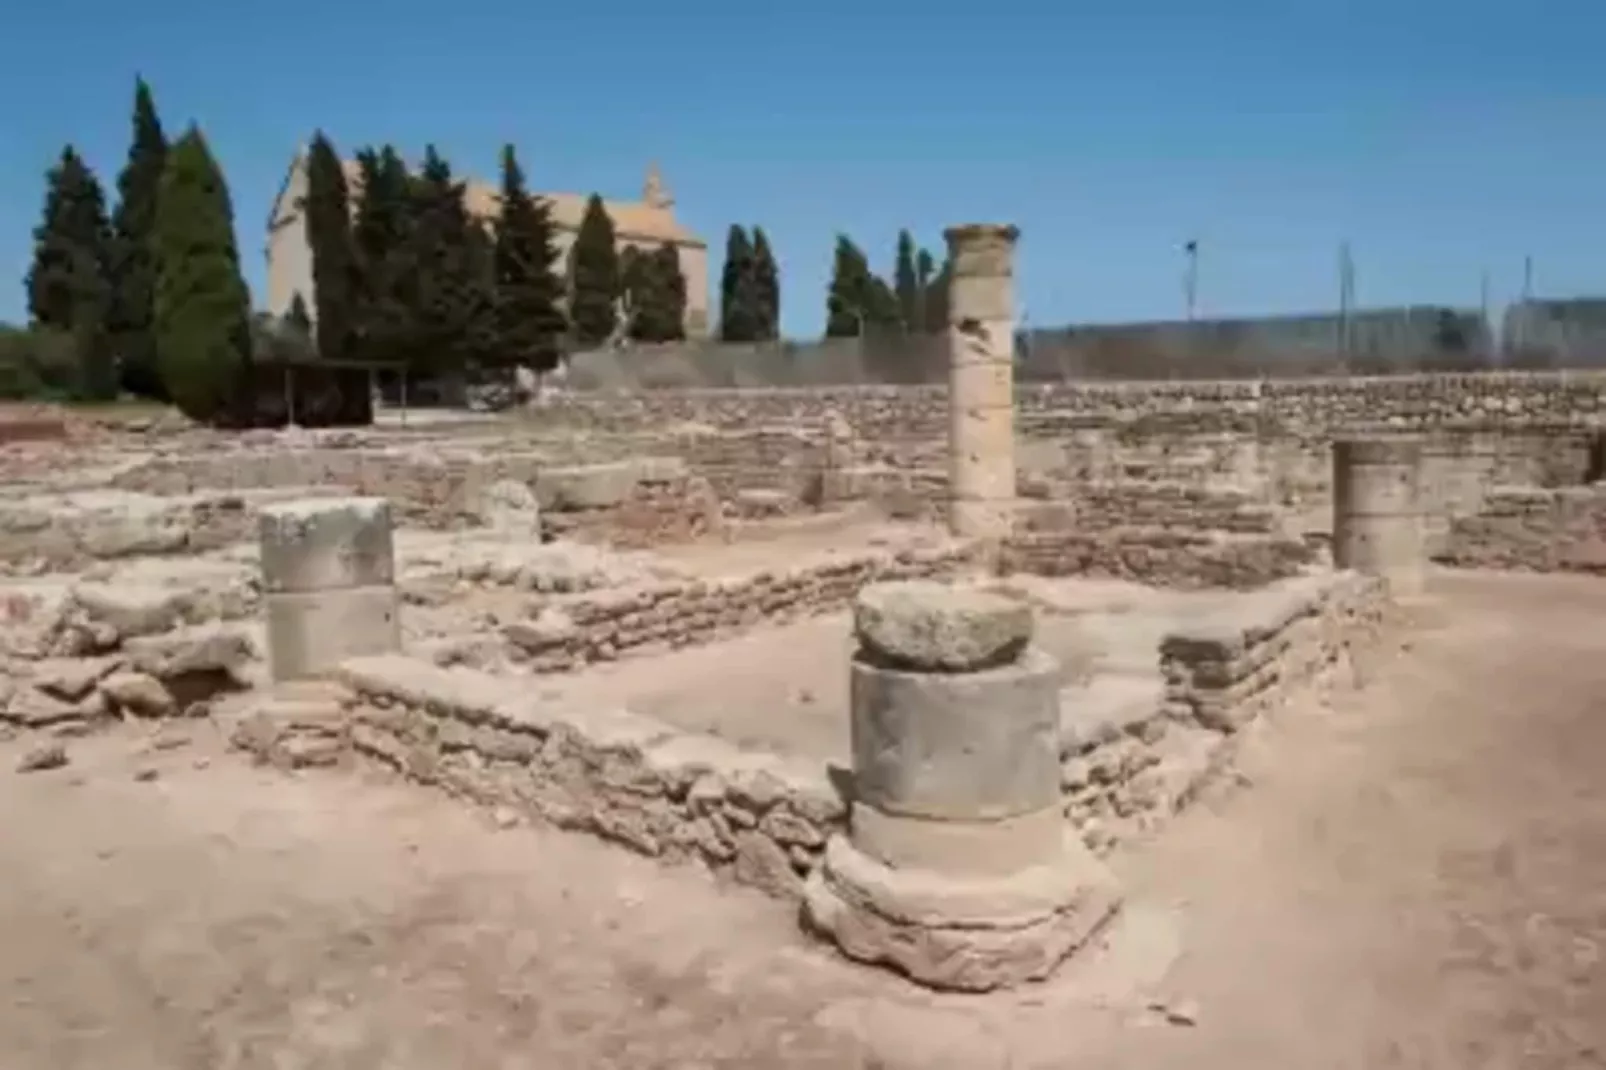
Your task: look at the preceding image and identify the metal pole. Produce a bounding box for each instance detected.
[1480,270,1491,361]
[1183,240,1198,322]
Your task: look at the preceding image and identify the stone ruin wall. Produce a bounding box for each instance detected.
[330,568,1390,902]
[537,371,1606,570]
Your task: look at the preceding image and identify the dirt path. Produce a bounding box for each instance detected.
[1,569,1603,1068]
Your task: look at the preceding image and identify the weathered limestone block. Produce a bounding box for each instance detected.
[849,649,1059,822]
[474,478,542,534]
[1332,437,1427,597]
[259,497,400,682]
[804,581,1121,992]
[258,496,395,595]
[852,580,1031,673]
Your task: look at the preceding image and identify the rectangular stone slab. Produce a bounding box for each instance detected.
[265,586,401,682]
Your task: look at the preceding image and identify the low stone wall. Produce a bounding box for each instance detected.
[1059,570,1389,853]
[1159,571,1387,733]
[330,569,1389,901]
[999,528,1316,590]
[338,654,845,900]
[1063,482,1281,534]
[497,543,977,672]
[112,450,724,550]
[539,372,1606,439]
[0,488,343,572]
[1438,485,1606,574]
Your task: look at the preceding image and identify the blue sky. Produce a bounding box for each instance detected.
[4,0,1605,337]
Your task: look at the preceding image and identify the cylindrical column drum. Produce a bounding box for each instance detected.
[1332,438,1426,596]
[944,224,1020,539]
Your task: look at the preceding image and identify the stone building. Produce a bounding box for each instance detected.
[264,151,710,339]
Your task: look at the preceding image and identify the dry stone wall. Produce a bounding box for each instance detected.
[494,543,977,673]
[111,449,725,549]
[999,528,1315,590]
[1061,570,1387,854]
[1438,486,1606,574]
[542,372,1606,437]
[325,569,1391,901]
[338,655,845,901]
[539,373,1605,545]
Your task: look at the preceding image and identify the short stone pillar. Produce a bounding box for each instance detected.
[944,224,1020,540]
[1332,438,1427,596]
[803,580,1122,992]
[259,497,401,682]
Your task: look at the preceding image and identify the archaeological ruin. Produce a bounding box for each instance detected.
[3,221,1605,993]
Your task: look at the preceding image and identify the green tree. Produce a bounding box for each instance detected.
[107,77,169,399]
[569,193,620,347]
[751,227,780,340]
[303,131,358,362]
[350,145,413,366]
[25,146,116,400]
[285,293,313,338]
[894,229,920,332]
[915,247,936,333]
[719,225,761,342]
[491,145,567,372]
[151,126,252,423]
[922,256,951,334]
[622,244,686,343]
[824,235,899,338]
[402,145,494,378]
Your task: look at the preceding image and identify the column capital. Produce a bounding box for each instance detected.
[943,224,1020,277]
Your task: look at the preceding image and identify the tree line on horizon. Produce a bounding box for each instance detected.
[712,226,949,344]
[12,80,707,421]
[15,74,959,420]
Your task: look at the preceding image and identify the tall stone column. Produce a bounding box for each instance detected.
[945,224,1020,540]
[803,580,1122,992]
[259,497,401,682]
[1332,438,1427,596]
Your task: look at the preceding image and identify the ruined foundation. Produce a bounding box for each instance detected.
[259,497,401,682]
[945,224,1020,541]
[803,580,1123,992]
[1332,438,1427,597]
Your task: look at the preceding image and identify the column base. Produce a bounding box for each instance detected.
[801,831,1122,992]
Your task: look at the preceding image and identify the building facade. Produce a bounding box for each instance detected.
[264,151,710,339]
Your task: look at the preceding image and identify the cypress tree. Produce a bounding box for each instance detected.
[923,257,951,334]
[718,225,761,342]
[303,131,358,362]
[404,146,493,378]
[285,293,313,337]
[151,126,252,423]
[108,77,168,399]
[350,145,413,366]
[623,244,686,343]
[492,145,567,372]
[894,229,920,333]
[25,146,115,400]
[825,235,901,339]
[653,244,687,342]
[569,193,620,347]
[750,227,780,341]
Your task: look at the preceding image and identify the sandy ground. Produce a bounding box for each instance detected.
[1,567,1604,1068]
[542,578,1224,761]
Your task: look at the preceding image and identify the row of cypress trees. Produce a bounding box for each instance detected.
[824,230,949,340]
[25,78,253,418]
[300,134,692,377]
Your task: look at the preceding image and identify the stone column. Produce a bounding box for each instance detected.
[945,224,1020,540]
[259,497,401,682]
[803,580,1122,992]
[1332,438,1427,596]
